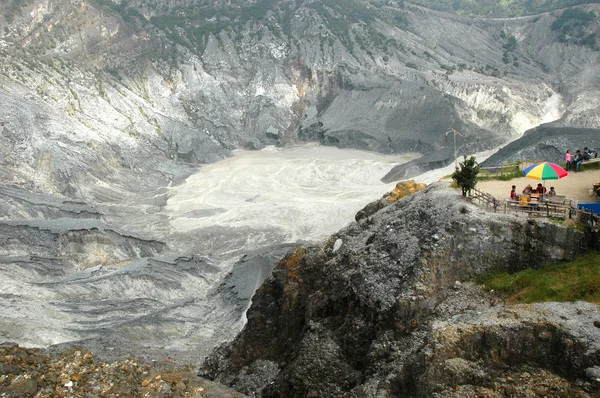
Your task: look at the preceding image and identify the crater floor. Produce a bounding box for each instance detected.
[0,145,409,365]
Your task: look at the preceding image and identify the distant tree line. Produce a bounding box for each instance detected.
[551,8,598,49]
[409,0,598,18]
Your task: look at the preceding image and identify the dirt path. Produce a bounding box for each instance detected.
[475,168,600,203]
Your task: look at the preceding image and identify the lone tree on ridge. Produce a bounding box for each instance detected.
[452,155,480,196]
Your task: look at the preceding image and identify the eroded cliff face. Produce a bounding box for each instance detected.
[0,2,599,195]
[200,184,600,397]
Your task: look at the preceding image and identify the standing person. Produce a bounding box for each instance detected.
[510,185,518,200]
[565,149,572,171]
[548,187,556,196]
[573,150,584,172]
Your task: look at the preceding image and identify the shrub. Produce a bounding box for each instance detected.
[452,156,480,196]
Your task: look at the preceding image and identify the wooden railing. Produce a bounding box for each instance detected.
[467,188,499,212]
[467,188,600,229]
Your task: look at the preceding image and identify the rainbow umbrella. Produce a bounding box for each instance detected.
[522,162,568,180]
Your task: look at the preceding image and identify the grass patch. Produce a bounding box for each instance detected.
[581,160,600,172]
[477,162,522,181]
[478,252,600,304]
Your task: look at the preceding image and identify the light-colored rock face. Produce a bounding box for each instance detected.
[0,1,599,196]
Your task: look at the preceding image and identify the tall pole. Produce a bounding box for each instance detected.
[445,128,466,169]
[454,131,457,168]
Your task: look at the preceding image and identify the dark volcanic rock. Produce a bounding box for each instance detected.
[382,146,455,182]
[0,220,165,268]
[200,184,599,397]
[481,126,600,167]
[382,119,507,182]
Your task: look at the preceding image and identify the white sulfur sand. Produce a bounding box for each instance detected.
[166,144,412,246]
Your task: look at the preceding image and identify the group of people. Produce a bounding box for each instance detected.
[510,183,556,201]
[565,147,597,172]
[505,146,596,202]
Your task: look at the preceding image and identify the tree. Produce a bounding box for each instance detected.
[452,155,480,196]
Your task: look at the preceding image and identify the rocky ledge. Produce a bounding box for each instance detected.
[200,183,600,397]
[0,343,243,398]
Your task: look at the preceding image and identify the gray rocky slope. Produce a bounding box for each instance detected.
[200,183,600,397]
[0,0,600,380]
[0,1,599,197]
[482,125,600,167]
[0,175,297,365]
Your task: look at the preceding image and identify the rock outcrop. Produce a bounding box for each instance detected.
[0,343,244,397]
[355,179,427,221]
[200,183,599,396]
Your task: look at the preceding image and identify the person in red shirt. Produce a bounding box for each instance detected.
[536,183,546,195]
[510,185,518,200]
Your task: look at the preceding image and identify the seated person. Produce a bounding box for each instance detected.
[584,147,597,160]
[536,183,546,195]
[548,187,556,196]
[510,185,518,200]
[522,184,533,195]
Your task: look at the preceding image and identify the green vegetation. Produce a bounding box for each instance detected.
[503,36,517,51]
[499,33,522,65]
[87,0,404,57]
[90,0,148,26]
[409,0,598,18]
[477,162,523,181]
[552,8,596,30]
[581,160,600,171]
[88,0,283,53]
[479,252,600,303]
[105,67,121,81]
[306,0,386,53]
[551,8,598,49]
[452,155,480,196]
